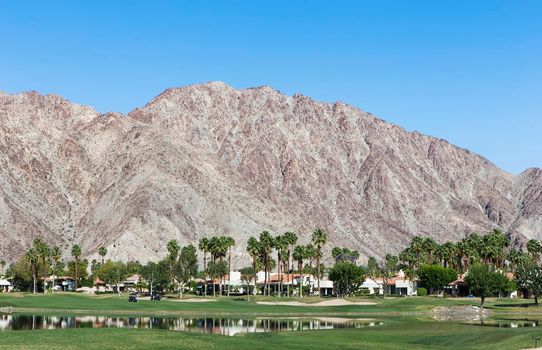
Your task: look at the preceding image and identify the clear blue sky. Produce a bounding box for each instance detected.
[1,1,540,173]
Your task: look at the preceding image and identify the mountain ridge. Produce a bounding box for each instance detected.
[0,82,540,265]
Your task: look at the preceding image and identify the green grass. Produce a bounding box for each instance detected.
[0,292,496,315]
[3,293,542,349]
[2,318,542,350]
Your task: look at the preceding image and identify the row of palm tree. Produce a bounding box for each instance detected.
[197,236,235,297]
[242,229,327,297]
[398,229,541,276]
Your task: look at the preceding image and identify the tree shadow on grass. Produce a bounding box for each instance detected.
[492,303,540,308]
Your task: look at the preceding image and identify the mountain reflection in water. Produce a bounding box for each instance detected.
[0,314,384,336]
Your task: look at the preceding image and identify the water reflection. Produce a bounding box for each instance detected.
[466,319,539,328]
[0,314,383,336]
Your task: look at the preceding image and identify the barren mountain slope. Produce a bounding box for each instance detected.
[0,83,540,264]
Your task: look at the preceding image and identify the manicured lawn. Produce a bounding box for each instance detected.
[2,318,542,350]
[3,293,542,349]
[0,292,500,316]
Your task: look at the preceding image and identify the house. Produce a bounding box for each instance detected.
[45,276,76,291]
[0,278,11,292]
[360,271,417,296]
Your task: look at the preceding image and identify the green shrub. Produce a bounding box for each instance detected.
[416,287,427,296]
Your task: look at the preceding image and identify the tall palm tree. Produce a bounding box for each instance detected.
[422,238,437,264]
[274,234,288,296]
[198,237,210,297]
[440,242,455,268]
[293,245,306,297]
[410,236,424,270]
[26,247,39,294]
[259,231,275,296]
[166,239,181,292]
[98,246,107,264]
[282,231,298,297]
[311,228,327,297]
[225,236,236,296]
[305,244,316,270]
[35,239,50,293]
[71,244,81,291]
[246,237,260,296]
[527,239,541,262]
[0,260,5,276]
[50,246,61,293]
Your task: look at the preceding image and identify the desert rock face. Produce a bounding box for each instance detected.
[0,83,540,264]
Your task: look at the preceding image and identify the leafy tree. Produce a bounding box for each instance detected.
[98,261,128,295]
[311,228,327,297]
[329,262,365,297]
[175,244,198,298]
[465,263,496,306]
[6,256,33,291]
[141,261,169,294]
[206,260,228,297]
[68,259,90,288]
[527,239,541,262]
[239,266,255,300]
[418,264,457,295]
[515,262,542,306]
[71,244,82,290]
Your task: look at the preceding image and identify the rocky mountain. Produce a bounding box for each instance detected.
[0,82,540,264]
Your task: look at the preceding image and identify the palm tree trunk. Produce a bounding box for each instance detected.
[298,261,302,298]
[75,260,78,291]
[227,249,231,297]
[252,256,257,296]
[203,252,207,297]
[317,256,321,297]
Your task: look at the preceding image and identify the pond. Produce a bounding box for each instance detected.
[0,314,384,336]
[465,319,539,328]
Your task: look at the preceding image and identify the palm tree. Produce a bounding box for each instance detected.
[35,239,50,293]
[71,244,81,291]
[422,238,437,264]
[311,228,327,297]
[293,245,306,297]
[247,237,260,296]
[225,236,235,296]
[305,244,316,270]
[26,247,39,293]
[166,239,180,293]
[439,242,455,268]
[198,238,210,297]
[0,259,5,276]
[527,239,541,262]
[282,231,298,297]
[274,234,288,296]
[410,236,424,270]
[98,246,107,264]
[259,231,275,296]
[50,245,61,293]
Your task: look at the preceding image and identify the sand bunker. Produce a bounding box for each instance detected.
[256,299,376,307]
[169,298,216,303]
